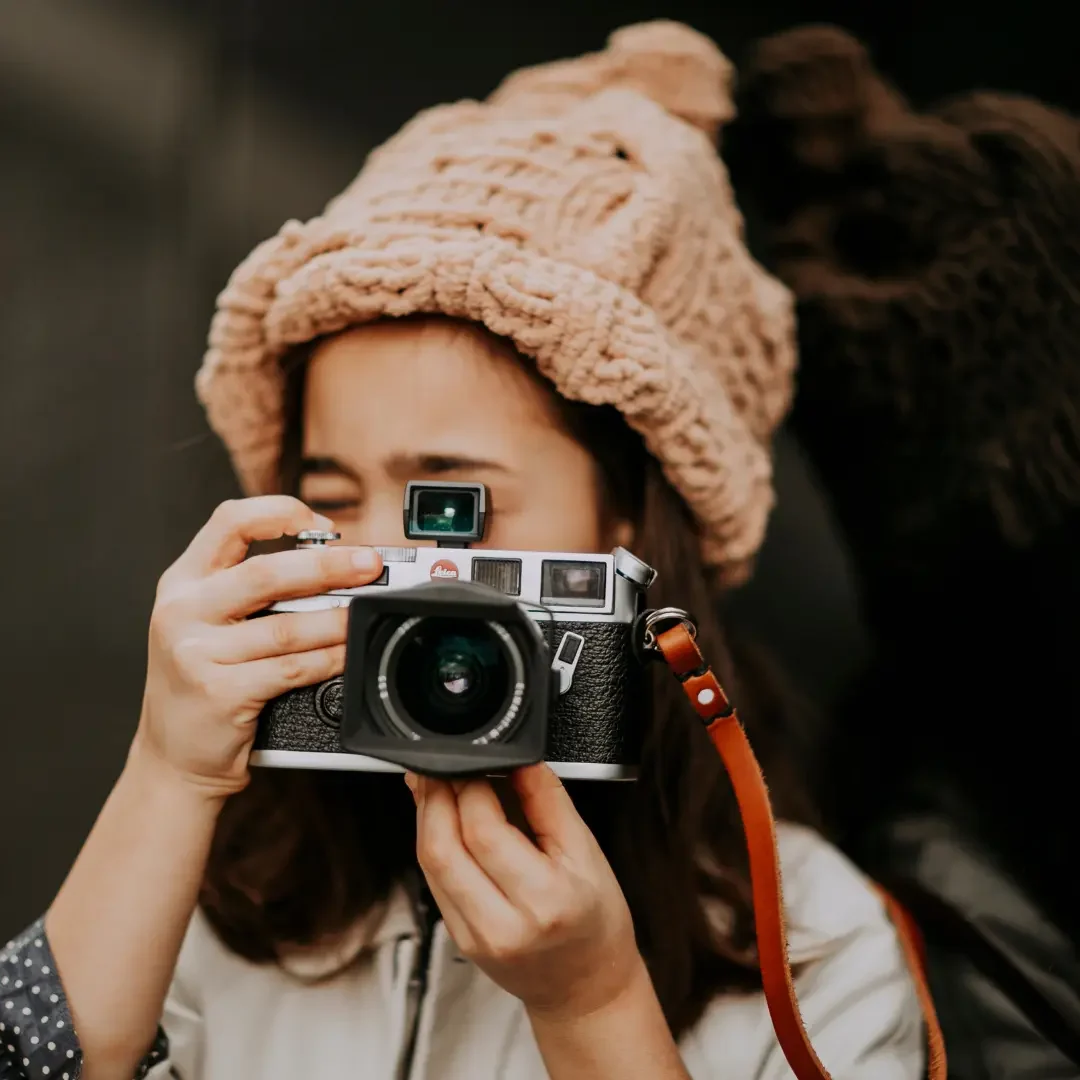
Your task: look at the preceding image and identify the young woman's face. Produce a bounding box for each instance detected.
[299,318,628,553]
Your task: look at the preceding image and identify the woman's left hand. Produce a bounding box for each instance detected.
[405,763,643,1021]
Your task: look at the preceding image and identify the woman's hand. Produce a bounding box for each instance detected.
[134,495,383,798]
[44,495,384,1080]
[405,764,643,1021]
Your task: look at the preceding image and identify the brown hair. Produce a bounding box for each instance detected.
[199,320,817,1039]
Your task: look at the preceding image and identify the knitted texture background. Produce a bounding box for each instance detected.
[195,21,796,580]
[725,25,1080,580]
[725,25,1080,944]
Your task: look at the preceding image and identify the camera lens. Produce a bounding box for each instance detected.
[383,616,523,739]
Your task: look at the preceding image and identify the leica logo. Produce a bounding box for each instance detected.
[430,559,460,580]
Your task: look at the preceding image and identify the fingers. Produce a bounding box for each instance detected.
[411,776,520,932]
[404,776,473,947]
[228,643,348,705]
[453,780,553,904]
[512,763,593,860]
[417,876,477,957]
[175,496,335,577]
[213,606,349,664]
[199,545,383,621]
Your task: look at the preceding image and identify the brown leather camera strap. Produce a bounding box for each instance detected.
[655,623,947,1080]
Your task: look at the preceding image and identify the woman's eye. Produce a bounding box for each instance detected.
[302,495,360,514]
[308,498,358,511]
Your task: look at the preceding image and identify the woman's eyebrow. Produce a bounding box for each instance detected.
[384,451,510,477]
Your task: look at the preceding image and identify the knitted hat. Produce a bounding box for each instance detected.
[196,21,796,580]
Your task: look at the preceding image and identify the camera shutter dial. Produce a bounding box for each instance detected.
[296,530,342,547]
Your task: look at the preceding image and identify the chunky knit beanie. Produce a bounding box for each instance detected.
[196,21,796,581]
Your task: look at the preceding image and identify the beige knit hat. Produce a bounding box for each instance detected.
[196,21,796,580]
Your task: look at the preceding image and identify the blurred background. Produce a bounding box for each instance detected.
[1,0,1075,935]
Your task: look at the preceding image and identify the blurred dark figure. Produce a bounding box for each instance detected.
[727,25,1080,1078]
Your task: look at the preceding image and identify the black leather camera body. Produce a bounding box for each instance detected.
[251,481,657,779]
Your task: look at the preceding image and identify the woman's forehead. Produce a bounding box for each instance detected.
[301,320,562,462]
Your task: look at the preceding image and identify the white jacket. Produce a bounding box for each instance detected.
[145,823,923,1079]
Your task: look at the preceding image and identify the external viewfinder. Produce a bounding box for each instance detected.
[403,480,488,547]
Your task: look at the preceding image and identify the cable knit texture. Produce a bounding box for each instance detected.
[725,25,1080,562]
[724,25,1080,1003]
[195,21,796,581]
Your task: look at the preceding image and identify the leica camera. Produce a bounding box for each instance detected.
[251,480,657,779]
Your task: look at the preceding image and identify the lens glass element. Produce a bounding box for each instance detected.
[391,617,513,737]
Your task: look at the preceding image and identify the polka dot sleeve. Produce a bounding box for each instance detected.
[1,917,171,1080]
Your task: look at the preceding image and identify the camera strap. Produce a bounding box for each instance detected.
[653,621,948,1080]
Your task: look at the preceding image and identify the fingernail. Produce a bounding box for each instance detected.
[314,513,335,529]
[403,771,417,793]
[351,548,381,571]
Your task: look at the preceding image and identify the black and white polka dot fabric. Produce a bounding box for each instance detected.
[0,918,169,1080]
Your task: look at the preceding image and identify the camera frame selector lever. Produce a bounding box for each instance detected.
[550,631,586,695]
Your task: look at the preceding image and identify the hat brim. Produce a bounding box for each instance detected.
[197,232,775,579]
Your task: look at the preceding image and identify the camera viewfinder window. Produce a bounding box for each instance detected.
[414,488,477,536]
[540,560,607,608]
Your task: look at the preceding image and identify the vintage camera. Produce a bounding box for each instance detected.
[251,480,657,779]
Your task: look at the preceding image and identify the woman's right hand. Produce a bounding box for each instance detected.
[132,495,383,799]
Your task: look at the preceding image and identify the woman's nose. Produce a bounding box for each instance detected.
[327,495,397,548]
[337,492,433,549]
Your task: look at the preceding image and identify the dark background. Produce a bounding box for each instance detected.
[1,0,1075,936]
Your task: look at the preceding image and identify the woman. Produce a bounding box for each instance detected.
[0,21,923,1080]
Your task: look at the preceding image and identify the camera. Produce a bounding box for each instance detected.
[251,481,657,779]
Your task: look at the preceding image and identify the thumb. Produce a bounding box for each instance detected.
[511,763,592,858]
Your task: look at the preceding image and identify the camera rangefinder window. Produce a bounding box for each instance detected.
[384,616,522,739]
[414,488,476,535]
[540,560,607,607]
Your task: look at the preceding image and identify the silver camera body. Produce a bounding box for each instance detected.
[252,482,657,779]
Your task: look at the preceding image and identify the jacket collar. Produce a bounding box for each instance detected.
[277,884,420,980]
[274,842,839,981]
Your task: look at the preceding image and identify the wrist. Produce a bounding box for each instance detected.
[124,735,234,815]
[528,952,654,1030]
[528,957,688,1079]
